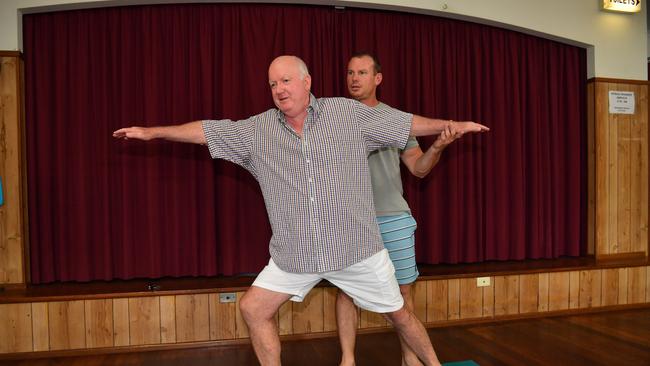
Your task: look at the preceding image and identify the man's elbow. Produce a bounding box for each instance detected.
[411,169,430,179]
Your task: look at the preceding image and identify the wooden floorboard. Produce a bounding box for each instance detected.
[1,308,649,365]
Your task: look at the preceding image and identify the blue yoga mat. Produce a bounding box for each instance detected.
[443,361,479,366]
[0,177,3,206]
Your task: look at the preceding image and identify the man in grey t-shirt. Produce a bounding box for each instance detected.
[337,52,467,366]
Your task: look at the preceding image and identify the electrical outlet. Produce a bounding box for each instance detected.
[219,293,237,303]
[476,277,491,287]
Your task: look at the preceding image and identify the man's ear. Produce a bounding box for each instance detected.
[375,72,383,86]
[304,74,312,91]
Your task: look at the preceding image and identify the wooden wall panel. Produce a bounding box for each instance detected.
[209,293,236,340]
[128,297,160,346]
[519,274,538,314]
[592,80,648,257]
[322,287,337,332]
[579,270,602,308]
[482,278,494,317]
[607,83,619,254]
[359,309,386,329]
[630,85,648,253]
[48,301,85,350]
[0,303,32,353]
[615,83,632,254]
[292,289,324,334]
[159,296,176,344]
[176,294,209,343]
[112,298,130,347]
[84,299,113,348]
[548,272,570,311]
[618,267,629,305]
[412,280,427,322]
[426,280,448,322]
[31,302,49,351]
[647,266,650,303]
[0,55,25,285]
[627,266,647,304]
[447,279,460,320]
[537,273,549,312]
[601,268,619,306]
[459,278,482,319]
[494,276,519,316]
[569,271,580,309]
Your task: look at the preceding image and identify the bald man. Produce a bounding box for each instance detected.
[114,55,488,366]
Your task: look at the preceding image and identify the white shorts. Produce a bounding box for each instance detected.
[252,249,403,313]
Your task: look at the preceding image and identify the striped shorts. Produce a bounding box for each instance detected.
[377,213,419,285]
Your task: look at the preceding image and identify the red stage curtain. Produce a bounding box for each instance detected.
[23,4,586,283]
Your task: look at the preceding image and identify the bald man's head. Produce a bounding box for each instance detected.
[268,55,312,118]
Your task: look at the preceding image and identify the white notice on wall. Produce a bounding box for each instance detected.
[608,91,635,114]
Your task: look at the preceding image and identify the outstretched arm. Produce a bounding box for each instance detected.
[112,121,206,144]
[409,115,489,137]
[401,124,464,178]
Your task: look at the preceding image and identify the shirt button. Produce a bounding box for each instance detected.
[306,159,310,163]
[310,197,315,202]
[308,178,313,182]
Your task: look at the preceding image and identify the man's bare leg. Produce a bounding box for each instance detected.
[396,284,423,366]
[384,306,441,366]
[336,290,358,366]
[239,286,292,366]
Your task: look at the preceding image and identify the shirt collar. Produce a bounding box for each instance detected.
[307,93,320,118]
[275,93,320,122]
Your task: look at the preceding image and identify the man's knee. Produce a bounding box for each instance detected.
[239,289,273,322]
[384,306,411,326]
[238,291,257,321]
[239,287,289,323]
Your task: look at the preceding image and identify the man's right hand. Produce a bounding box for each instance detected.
[113,127,156,141]
[113,122,206,144]
[455,121,489,134]
[432,124,462,150]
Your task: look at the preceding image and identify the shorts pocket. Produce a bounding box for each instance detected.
[365,249,396,283]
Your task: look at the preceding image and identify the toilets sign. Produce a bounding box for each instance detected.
[602,0,642,13]
[608,91,635,114]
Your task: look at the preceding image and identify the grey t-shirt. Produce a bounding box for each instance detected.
[368,103,419,216]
